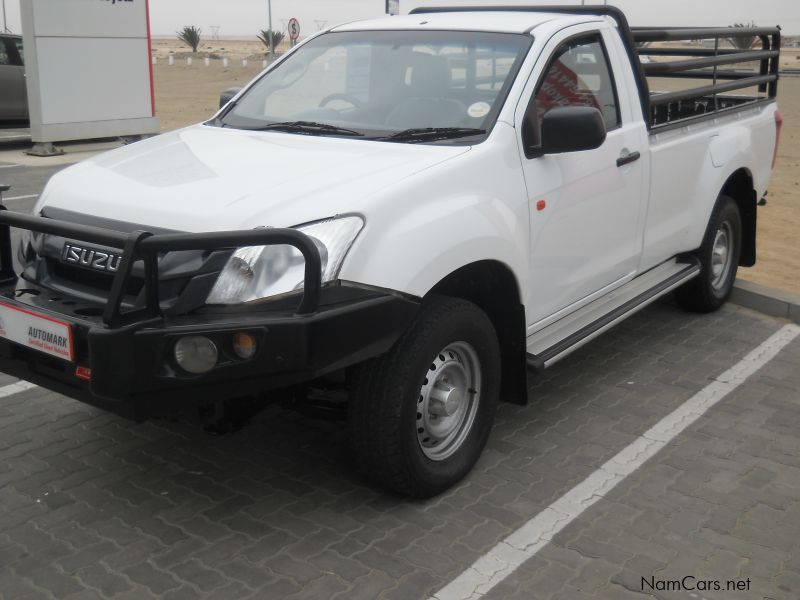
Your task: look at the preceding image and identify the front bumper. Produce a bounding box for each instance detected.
[0,282,418,420]
[0,208,419,420]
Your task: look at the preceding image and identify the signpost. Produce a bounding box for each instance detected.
[20,0,159,155]
[267,0,274,56]
[288,18,300,46]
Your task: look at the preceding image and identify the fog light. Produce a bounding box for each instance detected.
[174,336,218,374]
[233,332,257,359]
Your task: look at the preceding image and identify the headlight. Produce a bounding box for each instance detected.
[206,216,364,305]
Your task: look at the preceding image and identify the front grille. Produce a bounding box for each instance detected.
[48,259,145,297]
[22,216,231,315]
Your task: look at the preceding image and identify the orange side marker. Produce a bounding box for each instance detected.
[536,200,547,212]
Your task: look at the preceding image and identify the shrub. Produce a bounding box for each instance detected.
[177,26,202,53]
[257,30,286,52]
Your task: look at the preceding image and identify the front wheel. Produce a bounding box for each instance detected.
[676,195,742,313]
[349,295,500,498]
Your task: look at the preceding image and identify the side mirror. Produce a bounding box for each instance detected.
[534,106,607,156]
[219,87,243,109]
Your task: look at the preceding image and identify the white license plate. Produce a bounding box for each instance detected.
[0,301,74,362]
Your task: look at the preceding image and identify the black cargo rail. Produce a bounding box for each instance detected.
[410,5,780,131]
[647,75,777,107]
[0,207,323,327]
[641,50,779,76]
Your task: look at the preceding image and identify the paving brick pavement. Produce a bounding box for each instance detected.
[0,300,796,599]
[483,335,800,600]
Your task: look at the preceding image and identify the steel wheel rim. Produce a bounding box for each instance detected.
[710,221,734,290]
[416,341,481,462]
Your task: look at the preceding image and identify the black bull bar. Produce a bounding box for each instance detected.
[0,203,323,325]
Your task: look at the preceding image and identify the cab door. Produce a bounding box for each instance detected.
[516,26,648,329]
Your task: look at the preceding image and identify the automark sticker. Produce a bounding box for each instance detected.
[0,302,74,362]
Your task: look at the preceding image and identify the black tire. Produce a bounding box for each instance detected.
[675,195,742,313]
[349,295,501,498]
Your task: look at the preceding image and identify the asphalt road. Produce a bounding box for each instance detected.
[0,157,798,600]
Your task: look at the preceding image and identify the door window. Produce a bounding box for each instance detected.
[524,34,620,149]
[0,39,10,66]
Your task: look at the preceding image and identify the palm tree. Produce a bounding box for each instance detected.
[177,26,202,53]
[257,29,285,53]
[728,23,758,50]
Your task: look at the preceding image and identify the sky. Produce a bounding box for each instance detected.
[2,0,799,37]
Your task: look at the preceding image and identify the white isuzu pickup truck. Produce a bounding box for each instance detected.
[0,6,782,497]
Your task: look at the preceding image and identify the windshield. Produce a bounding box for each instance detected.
[218,30,532,143]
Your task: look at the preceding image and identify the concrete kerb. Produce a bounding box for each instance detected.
[732,279,800,324]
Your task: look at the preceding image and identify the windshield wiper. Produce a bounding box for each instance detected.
[381,127,487,143]
[246,121,364,137]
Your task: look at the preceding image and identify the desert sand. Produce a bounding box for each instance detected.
[151,37,289,62]
[151,39,800,295]
[740,76,800,295]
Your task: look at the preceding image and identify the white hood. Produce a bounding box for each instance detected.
[40,125,470,231]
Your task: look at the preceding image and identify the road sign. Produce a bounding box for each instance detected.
[288,17,300,42]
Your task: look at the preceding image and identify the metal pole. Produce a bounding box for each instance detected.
[267,0,274,56]
[1,0,8,34]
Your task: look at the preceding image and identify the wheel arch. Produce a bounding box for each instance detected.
[720,167,758,267]
[428,260,528,405]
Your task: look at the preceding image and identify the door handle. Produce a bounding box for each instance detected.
[616,151,641,168]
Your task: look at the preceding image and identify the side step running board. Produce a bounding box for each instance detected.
[526,259,700,372]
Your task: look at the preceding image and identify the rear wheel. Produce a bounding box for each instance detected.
[349,295,500,498]
[676,195,741,312]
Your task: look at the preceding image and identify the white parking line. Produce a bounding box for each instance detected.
[0,380,38,398]
[2,194,39,202]
[431,323,800,600]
